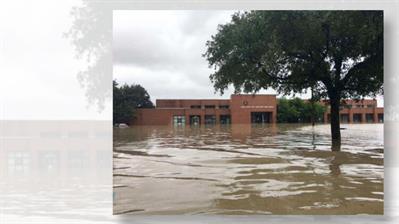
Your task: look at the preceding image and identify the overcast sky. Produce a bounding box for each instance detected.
[113,10,277,103]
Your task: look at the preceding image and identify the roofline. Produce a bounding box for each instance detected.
[155,94,277,101]
[156,99,231,101]
[231,94,277,96]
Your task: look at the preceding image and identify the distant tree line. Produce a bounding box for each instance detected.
[277,98,326,123]
[113,80,154,125]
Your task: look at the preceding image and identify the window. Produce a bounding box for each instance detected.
[353,113,362,123]
[173,115,186,126]
[38,151,59,173]
[366,113,374,123]
[340,114,349,123]
[367,104,374,108]
[190,105,201,109]
[378,113,384,123]
[219,105,229,109]
[220,115,231,124]
[189,115,201,126]
[8,151,30,174]
[204,105,216,109]
[204,115,216,124]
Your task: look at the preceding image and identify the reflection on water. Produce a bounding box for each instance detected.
[0,121,113,222]
[113,124,383,215]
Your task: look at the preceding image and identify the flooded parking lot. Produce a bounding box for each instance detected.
[113,124,383,215]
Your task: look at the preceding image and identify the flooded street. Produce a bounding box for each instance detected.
[113,124,383,215]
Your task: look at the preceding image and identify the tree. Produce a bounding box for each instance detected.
[113,80,154,125]
[204,11,383,151]
[277,98,299,123]
[304,100,326,124]
[277,98,326,123]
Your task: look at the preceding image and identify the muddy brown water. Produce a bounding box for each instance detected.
[113,124,383,215]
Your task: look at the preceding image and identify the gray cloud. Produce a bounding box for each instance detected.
[113,11,233,68]
[113,10,239,101]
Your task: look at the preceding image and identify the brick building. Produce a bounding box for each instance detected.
[322,99,384,124]
[132,94,277,126]
[132,95,383,125]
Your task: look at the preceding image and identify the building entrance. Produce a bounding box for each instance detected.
[340,114,349,123]
[189,115,201,126]
[204,115,216,125]
[173,115,185,126]
[353,113,362,123]
[251,112,272,124]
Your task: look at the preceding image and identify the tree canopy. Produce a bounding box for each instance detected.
[277,98,326,123]
[204,11,383,150]
[113,80,154,125]
[204,11,383,98]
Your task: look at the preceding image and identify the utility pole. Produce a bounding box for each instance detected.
[311,85,315,127]
[311,85,316,150]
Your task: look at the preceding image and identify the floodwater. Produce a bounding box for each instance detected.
[113,124,383,215]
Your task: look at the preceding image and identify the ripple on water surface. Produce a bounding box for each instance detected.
[113,124,383,215]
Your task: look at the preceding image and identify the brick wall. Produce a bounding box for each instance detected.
[230,95,277,124]
[134,95,276,125]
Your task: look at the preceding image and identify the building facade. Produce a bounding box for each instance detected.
[132,94,277,126]
[132,95,383,125]
[322,99,384,124]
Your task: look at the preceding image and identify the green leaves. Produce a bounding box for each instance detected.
[277,98,326,123]
[203,11,383,100]
[113,80,154,125]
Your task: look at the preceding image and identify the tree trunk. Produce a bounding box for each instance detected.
[329,95,341,151]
